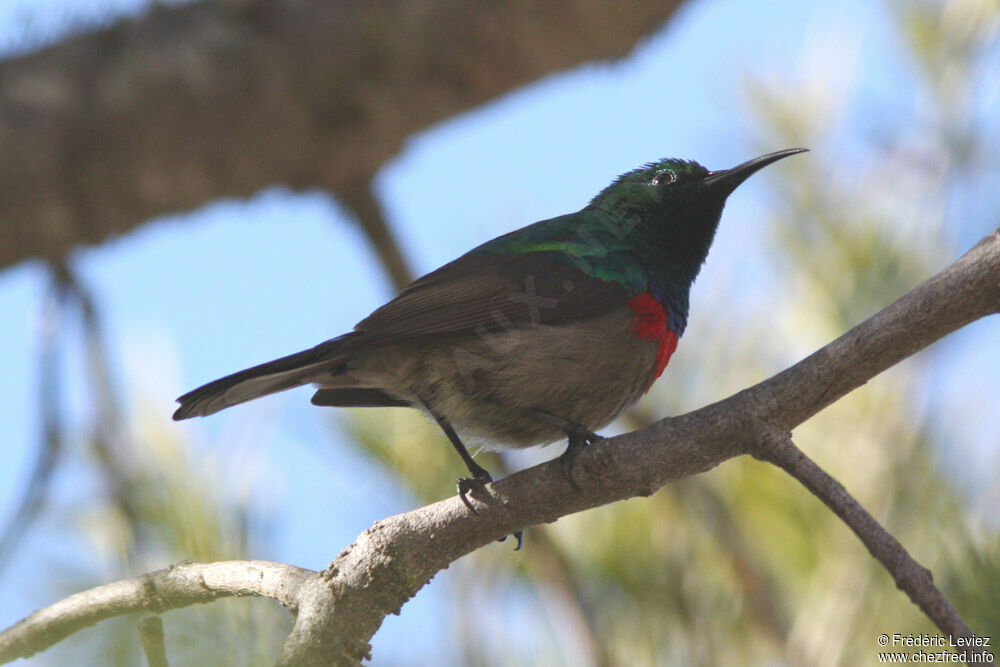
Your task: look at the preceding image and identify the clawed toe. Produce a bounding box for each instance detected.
[456,474,523,549]
[530,409,603,489]
[456,471,493,513]
[559,432,603,490]
[498,530,524,550]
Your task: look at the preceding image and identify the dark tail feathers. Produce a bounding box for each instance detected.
[310,388,409,408]
[173,336,351,420]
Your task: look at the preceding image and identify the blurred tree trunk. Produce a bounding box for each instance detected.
[0,0,686,275]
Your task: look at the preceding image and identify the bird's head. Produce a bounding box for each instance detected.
[583,148,808,313]
[591,148,808,221]
[588,149,807,272]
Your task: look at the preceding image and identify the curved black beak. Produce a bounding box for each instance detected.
[703,148,808,195]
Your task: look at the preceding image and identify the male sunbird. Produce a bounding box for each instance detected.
[174,149,806,502]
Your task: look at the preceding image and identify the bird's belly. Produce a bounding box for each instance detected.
[412,310,661,449]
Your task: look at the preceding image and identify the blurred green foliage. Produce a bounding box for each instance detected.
[62,414,291,666]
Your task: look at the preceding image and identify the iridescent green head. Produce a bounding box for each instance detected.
[612,158,708,189]
[591,150,806,212]
[598,159,709,218]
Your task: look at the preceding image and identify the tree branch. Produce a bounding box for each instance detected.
[0,264,70,572]
[2,229,997,664]
[338,182,413,291]
[137,615,169,667]
[0,561,314,663]
[0,0,686,272]
[748,425,992,663]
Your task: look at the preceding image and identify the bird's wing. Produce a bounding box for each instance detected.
[353,250,636,347]
[174,229,641,419]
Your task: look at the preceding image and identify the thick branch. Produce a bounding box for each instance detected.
[0,0,685,272]
[742,231,1000,427]
[0,561,314,662]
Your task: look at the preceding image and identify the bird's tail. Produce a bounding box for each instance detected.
[172,336,352,420]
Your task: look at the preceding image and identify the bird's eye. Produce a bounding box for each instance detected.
[652,171,677,186]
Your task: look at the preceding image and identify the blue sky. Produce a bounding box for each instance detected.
[1,0,997,663]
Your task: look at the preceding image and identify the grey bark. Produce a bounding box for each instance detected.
[0,0,685,281]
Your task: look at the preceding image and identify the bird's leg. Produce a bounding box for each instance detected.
[421,404,492,511]
[420,399,523,549]
[531,409,604,490]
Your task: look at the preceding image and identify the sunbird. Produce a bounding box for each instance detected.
[174,149,806,505]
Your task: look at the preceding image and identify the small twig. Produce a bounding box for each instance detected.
[137,616,168,667]
[63,262,146,553]
[338,182,414,292]
[749,423,992,663]
[0,263,71,573]
[0,260,145,578]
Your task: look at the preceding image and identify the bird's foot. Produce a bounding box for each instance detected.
[559,432,603,491]
[530,409,603,490]
[497,530,524,551]
[456,468,493,514]
[420,398,522,549]
[456,470,523,550]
